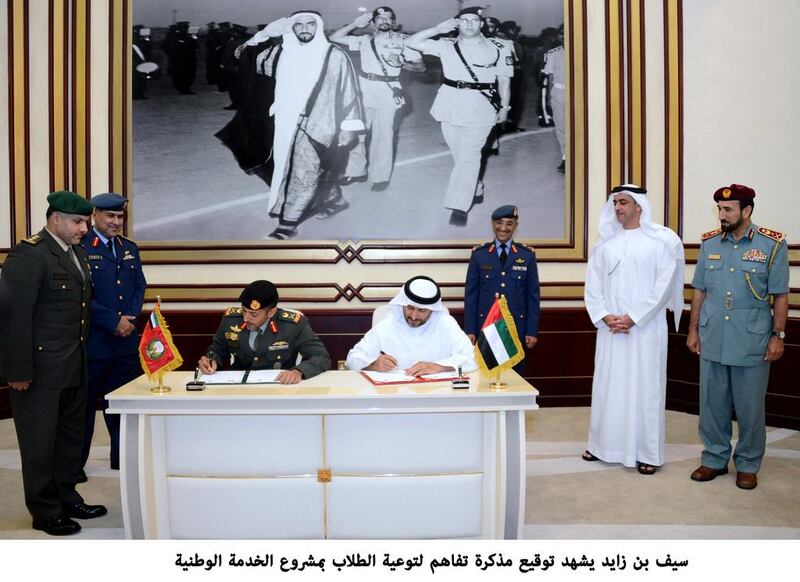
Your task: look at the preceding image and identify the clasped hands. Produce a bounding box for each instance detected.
[603,314,635,334]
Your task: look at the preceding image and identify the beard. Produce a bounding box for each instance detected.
[296,32,314,43]
[377,22,392,31]
[720,216,743,232]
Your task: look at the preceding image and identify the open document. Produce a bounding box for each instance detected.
[361,370,463,385]
[198,369,283,385]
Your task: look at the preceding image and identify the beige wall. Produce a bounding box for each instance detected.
[1,0,797,315]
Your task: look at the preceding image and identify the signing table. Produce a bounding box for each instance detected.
[107,370,537,539]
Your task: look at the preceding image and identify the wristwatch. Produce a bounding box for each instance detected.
[771,330,786,340]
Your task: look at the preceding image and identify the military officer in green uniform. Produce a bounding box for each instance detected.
[198,280,331,383]
[0,191,108,536]
[687,184,789,490]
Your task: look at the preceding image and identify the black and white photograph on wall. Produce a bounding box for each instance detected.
[131,0,566,242]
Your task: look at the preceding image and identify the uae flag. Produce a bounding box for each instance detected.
[138,302,183,379]
[475,295,524,374]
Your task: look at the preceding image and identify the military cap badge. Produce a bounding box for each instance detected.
[722,188,731,198]
[250,300,261,310]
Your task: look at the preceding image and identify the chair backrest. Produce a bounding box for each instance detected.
[372,304,449,326]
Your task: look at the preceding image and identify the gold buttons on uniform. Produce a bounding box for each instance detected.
[38,346,43,351]
[117,280,121,285]
[61,285,66,289]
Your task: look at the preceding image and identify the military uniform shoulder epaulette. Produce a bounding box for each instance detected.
[757,226,785,243]
[515,242,535,252]
[488,38,506,49]
[471,242,492,252]
[278,308,303,324]
[701,228,722,241]
[22,233,43,245]
[546,45,563,54]
[118,234,138,245]
[224,306,243,316]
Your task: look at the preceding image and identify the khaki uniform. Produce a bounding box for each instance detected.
[543,45,566,158]
[421,37,514,212]
[0,229,92,520]
[340,32,419,184]
[207,307,331,379]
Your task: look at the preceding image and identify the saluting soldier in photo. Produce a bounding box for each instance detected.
[463,205,541,375]
[0,191,107,536]
[198,280,331,384]
[687,184,789,490]
[78,193,146,482]
[331,6,425,192]
[406,6,514,227]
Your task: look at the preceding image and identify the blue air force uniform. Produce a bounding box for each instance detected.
[464,239,541,376]
[691,223,789,473]
[80,194,146,471]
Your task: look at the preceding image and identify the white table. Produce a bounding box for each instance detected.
[107,370,538,539]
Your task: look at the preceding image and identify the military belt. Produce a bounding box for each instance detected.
[359,71,400,82]
[720,298,769,310]
[442,77,495,90]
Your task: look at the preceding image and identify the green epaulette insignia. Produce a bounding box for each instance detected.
[224,306,243,316]
[757,226,785,243]
[280,309,302,324]
[22,233,42,245]
[701,228,722,241]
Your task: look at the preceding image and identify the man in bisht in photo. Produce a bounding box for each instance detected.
[216,10,364,240]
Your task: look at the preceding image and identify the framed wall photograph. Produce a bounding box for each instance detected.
[123,0,587,263]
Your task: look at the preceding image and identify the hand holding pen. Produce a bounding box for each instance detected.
[198,350,217,375]
[368,351,399,372]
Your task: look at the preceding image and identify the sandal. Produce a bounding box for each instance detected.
[314,198,350,220]
[636,462,657,475]
[268,226,297,240]
[582,450,599,462]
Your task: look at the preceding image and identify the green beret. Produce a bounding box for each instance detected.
[46,191,93,216]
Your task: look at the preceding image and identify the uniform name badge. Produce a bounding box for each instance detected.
[512,265,527,271]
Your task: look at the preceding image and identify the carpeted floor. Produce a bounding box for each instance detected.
[1,408,798,539]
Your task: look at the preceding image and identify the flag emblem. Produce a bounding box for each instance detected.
[474,295,524,374]
[139,302,183,380]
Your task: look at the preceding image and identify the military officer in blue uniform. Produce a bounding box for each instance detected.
[79,193,146,481]
[464,205,541,374]
[1,191,107,535]
[198,280,331,383]
[687,184,789,490]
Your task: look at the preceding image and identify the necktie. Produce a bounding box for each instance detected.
[253,329,265,352]
[67,247,85,280]
[499,243,508,265]
[107,238,117,259]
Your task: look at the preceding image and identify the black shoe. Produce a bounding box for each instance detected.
[449,210,468,227]
[339,175,367,186]
[474,182,485,205]
[370,181,389,192]
[32,516,81,536]
[557,159,565,173]
[76,469,87,484]
[65,502,108,520]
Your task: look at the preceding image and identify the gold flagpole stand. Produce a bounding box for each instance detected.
[150,374,171,393]
[490,370,507,390]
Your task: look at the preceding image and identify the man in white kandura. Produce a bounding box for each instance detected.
[346,276,477,376]
[583,184,685,475]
